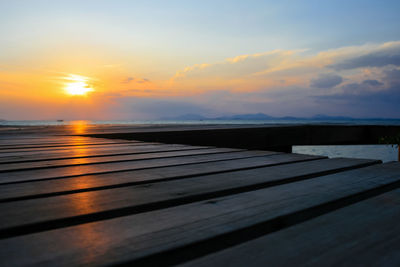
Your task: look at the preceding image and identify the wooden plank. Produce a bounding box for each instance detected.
[181,185,400,267]
[0,152,305,201]
[0,136,94,143]
[0,145,191,163]
[0,136,133,147]
[0,144,206,164]
[0,141,160,154]
[0,140,141,150]
[0,135,112,141]
[0,147,240,172]
[0,162,398,266]
[0,157,371,235]
[0,145,154,157]
[0,153,324,232]
[0,150,281,184]
[0,138,114,147]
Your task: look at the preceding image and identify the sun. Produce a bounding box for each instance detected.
[63,74,94,96]
[65,81,93,95]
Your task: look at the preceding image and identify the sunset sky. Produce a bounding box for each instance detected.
[1,0,400,120]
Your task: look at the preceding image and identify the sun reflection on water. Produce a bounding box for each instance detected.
[70,120,90,135]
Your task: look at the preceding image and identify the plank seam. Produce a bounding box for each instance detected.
[0,157,338,239]
[0,150,247,173]
[0,142,167,154]
[0,141,142,150]
[0,147,211,165]
[116,167,400,266]
[0,160,377,204]
[0,153,304,185]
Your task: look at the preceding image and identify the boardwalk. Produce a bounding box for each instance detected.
[1,127,400,266]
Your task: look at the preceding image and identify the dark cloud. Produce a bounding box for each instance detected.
[340,79,384,94]
[340,83,363,92]
[314,84,400,117]
[310,73,343,89]
[362,79,384,87]
[383,68,400,87]
[330,50,400,70]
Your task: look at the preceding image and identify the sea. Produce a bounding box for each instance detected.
[1,119,399,162]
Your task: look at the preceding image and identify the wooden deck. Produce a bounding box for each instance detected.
[1,128,400,266]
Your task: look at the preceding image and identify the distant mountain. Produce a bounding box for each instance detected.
[161,113,353,121]
[161,113,274,121]
[215,113,274,120]
[160,113,399,121]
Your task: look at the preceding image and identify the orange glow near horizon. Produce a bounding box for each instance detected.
[70,120,90,134]
[63,74,94,96]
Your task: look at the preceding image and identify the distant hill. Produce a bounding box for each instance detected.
[160,113,399,121]
[215,113,274,120]
[161,113,274,121]
[161,113,356,121]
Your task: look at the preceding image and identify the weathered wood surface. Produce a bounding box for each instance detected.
[0,157,370,202]
[0,148,251,178]
[0,157,375,234]
[0,152,297,184]
[0,147,239,172]
[0,128,400,266]
[0,144,208,164]
[0,141,161,154]
[181,183,400,267]
[0,140,141,150]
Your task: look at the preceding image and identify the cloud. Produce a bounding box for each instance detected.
[122,77,151,84]
[329,42,400,70]
[137,78,150,83]
[337,79,384,95]
[310,73,343,89]
[4,41,400,120]
[383,68,400,87]
[170,41,400,96]
[362,79,384,87]
[173,50,296,81]
[314,85,400,118]
[122,77,135,83]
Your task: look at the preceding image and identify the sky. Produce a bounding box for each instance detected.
[1,0,400,120]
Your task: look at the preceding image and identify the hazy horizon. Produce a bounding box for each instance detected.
[1,0,400,120]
